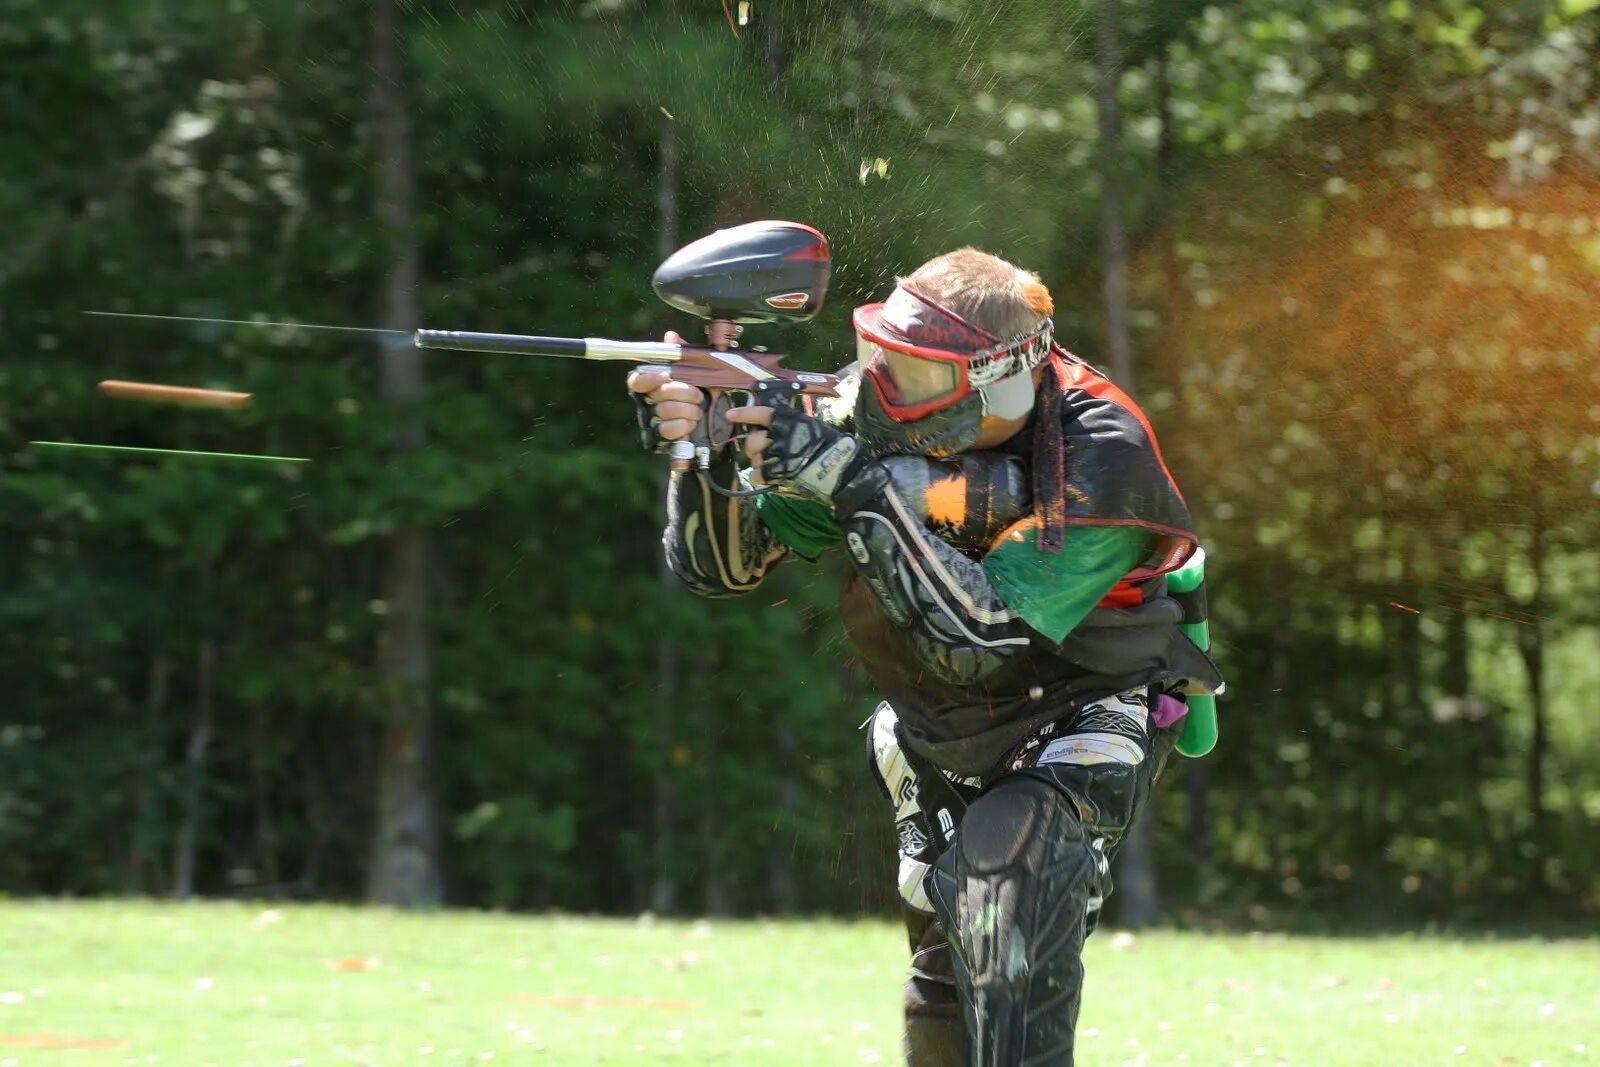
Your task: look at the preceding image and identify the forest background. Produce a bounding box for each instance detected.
[2,0,1597,928]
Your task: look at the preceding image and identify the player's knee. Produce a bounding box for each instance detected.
[928,776,1104,970]
[956,775,1085,875]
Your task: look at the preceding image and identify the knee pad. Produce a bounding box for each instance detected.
[956,776,1062,875]
[928,777,1101,1066]
[957,776,1101,895]
[930,777,1103,982]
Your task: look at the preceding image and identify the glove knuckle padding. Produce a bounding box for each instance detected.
[761,404,870,502]
[928,777,1098,1066]
[760,404,827,479]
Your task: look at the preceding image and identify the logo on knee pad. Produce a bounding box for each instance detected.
[1072,693,1149,738]
[1037,733,1146,766]
[898,819,930,857]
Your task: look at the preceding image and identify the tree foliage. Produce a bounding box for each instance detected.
[1,0,1595,922]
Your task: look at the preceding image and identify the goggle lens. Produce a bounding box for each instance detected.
[857,335,961,407]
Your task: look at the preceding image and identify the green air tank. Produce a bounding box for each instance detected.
[1167,547,1220,757]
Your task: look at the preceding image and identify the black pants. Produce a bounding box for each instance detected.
[899,692,1173,1067]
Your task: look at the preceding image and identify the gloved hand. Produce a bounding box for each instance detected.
[726,402,880,509]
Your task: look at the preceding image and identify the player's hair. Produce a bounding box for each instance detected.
[902,247,1054,339]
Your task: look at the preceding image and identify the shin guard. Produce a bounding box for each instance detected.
[927,775,1105,1066]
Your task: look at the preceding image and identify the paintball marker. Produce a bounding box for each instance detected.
[417,220,840,495]
[80,220,840,487]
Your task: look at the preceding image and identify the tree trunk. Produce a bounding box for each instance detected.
[649,620,681,913]
[1155,35,1212,895]
[1154,43,1176,185]
[768,722,800,914]
[649,115,682,916]
[698,661,732,916]
[1443,596,1469,697]
[172,639,216,899]
[1095,0,1133,388]
[1117,808,1159,928]
[1515,509,1548,887]
[365,0,443,908]
[128,651,171,893]
[1517,617,1547,882]
[252,704,280,886]
[1096,0,1157,926]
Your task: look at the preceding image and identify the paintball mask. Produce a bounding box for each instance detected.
[851,283,1053,457]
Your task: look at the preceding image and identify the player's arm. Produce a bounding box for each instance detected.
[661,456,790,598]
[841,478,1154,681]
[629,364,789,598]
[836,465,1037,683]
[729,403,1058,684]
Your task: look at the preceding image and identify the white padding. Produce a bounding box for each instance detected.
[981,372,1035,419]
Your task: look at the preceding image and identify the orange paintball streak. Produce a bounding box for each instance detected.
[98,380,252,410]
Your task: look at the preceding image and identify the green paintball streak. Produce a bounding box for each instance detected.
[29,441,310,465]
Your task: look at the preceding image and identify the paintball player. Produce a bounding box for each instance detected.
[627,247,1223,1066]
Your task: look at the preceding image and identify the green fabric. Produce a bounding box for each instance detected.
[982,524,1155,643]
[754,492,842,561]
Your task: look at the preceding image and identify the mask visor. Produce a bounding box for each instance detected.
[857,334,962,408]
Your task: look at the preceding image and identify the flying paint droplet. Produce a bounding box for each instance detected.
[859,158,889,185]
[30,441,309,465]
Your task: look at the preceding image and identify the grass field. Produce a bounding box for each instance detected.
[0,902,1596,1066]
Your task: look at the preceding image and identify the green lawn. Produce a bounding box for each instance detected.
[0,901,1595,1065]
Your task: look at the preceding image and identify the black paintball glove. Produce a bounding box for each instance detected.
[631,390,673,454]
[753,404,887,511]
